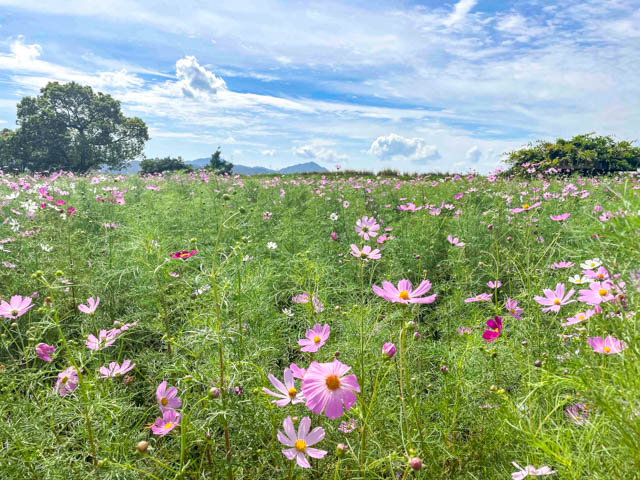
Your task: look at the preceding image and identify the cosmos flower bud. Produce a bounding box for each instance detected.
[440,365,448,373]
[409,457,422,470]
[44,296,53,306]
[209,387,221,398]
[413,332,421,340]
[336,443,348,456]
[137,441,149,453]
[382,342,396,359]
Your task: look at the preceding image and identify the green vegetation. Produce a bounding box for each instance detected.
[140,156,193,174]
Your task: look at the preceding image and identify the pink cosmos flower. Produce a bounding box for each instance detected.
[549,261,574,269]
[582,267,609,281]
[482,316,502,343]
[78,297,100,315]
[510,201,541,213]
[565,403,589,425]
[487,280,502,289]
[298,323,330,353]
[169,249,196,259]
[151,409,181,436]
[349,244,381,261]
[511,462,556,479]
[550,213,570,221]
[54,366,79,397]
[292,293,310,303]
[533,283,575,312]
[330,232,338,241]
[156,381,182,411]
[278,416,327,468]
[382,342,396,358]
[98,360,136,379]
[355,216,380,241]
[0,295,34,319]
[377,234,395,244]
[36,343,55,362]
[263,367,304,407]
[289,363,307,379]
[577,281,615,305]
[561,309,595,327]
[302,359,360,419]
[372,279,437,304]
[447,234,465,247]
[587,335,627,354]
[457,326,472,335]
[85,328,119,350]
[505,298,523,319]
[464,293,492,303]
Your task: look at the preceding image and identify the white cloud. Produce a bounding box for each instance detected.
[443,0,477,27]
[261,149,275,156]
[175,55,227,98]
[293,143,347,164]
[465,145,481,162]
[368,133,440,163]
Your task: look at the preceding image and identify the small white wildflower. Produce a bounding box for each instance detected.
[267,242,277,250]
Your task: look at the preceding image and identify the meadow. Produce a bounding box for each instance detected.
[1,168,639,479]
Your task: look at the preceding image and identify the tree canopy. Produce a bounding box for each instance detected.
[1,81,148,172]
[140,156,193,174]
[505,133,640,176]
[207,148,233,174]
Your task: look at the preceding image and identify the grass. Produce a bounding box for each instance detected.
[0,170,639,479]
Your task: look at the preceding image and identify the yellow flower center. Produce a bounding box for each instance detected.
[509,308,515,313]
[313,336,321,343]
[161,397,168,406]
[11,309,18,316]
[553,299,560,305]
[295,439,307,452]
[164,422,174,430]
[598,289,608,296]
[325,374,341,391]
[360,252,368,258]
[603,346,611,353]
[288,387,297,397]
[61,376,68,384]
[597,273,604,278]
[399,290,409,300]
[578,315,585,320]
[522,204,529,209]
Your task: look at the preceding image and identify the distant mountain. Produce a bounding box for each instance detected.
[108,158,327,175]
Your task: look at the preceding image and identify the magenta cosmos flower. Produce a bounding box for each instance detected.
[151,409,181,436]
[98,360,136,379]
[482,316,502,343]
[298,323,330,353]
[382,342,396,358]
[355,216,380,241]
[86,328,119,350]
[505,298,523,319]
[78,297,100,314]
[156,381,182,411]
[372,279,437,304]
[169,249,196,259]
[550,213,571,221]
[465,293,492,303]
[302,359,360,419]
[350,244,381,261]
[587,336,627,354]
[263,367,304,406]
[577,281,615,305]
[54,366,79,397]
[278,416,327,469]
[533,283,575,312]
[583,267,609,281]
[289,363,307,379]
[487,280,502,289]
[0,295,34,319]
[36,343,55,362]
[561,309,595,327]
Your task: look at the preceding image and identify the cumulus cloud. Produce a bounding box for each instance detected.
[368,134,440,163]
[465,145,481,163]
[175,56,227,98]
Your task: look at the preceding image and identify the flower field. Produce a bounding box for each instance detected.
[1,170,639,479]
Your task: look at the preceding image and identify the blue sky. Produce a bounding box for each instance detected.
[0,0,638,172]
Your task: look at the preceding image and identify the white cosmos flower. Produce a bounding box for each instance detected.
[329,213,338,221]
[267,242,277,249]
[580,258,602,270]
[568,274,589,285]
[8,218,20,232]
[40,244,53,252]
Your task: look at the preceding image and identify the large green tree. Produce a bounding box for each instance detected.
[207,148,233,174]
[8,81,148,172]
[505,133,640,176]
